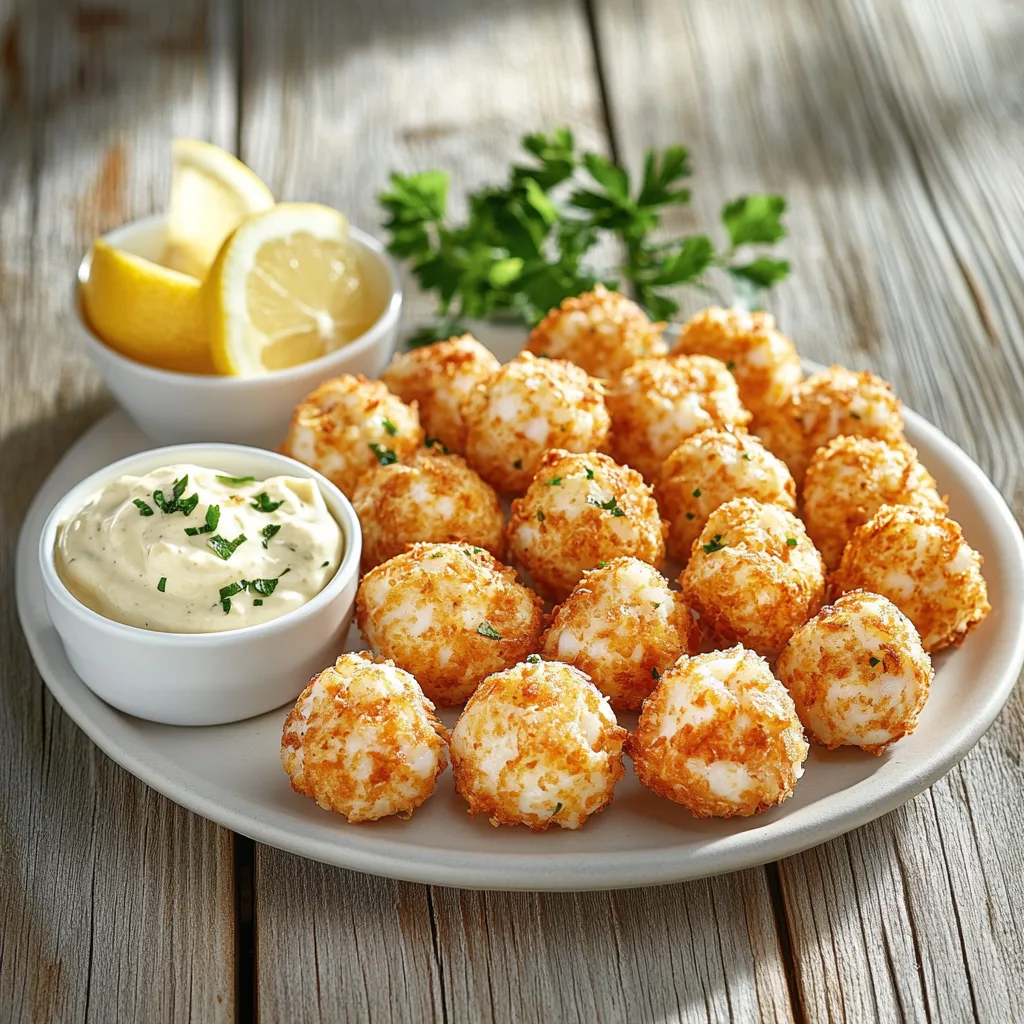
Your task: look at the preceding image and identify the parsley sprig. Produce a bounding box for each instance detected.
[153,475,199,516]
[380,128,789,344]
[185,504,220,537]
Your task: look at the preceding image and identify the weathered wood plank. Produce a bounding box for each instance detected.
[0,3,236,1020]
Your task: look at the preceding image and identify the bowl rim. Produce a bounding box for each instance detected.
[38,442,363,645]
[74,214,404,388]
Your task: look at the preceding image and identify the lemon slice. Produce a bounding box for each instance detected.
[205,203,383,376]
[82,239,212,373]
[162,139,275,279]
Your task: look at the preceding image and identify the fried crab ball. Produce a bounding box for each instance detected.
[627,647,808,818]
[356,543,544,706]
[381,334,500,453]
[281,374,423,497]
[832,505,990,652]
[450,659,627,830]
[754,365,904,484]
[524,284,668,378]
[776,591,932,754]
[281,653,448,822]
[351,449,506,571]
[681,497,825,654]
[670,306,802,422]
[460,352,610,493]
[802,436,947,569]
[506,449,666,600]
[655,429,796,562]
[605,355,751,481]
[541,557,700,710]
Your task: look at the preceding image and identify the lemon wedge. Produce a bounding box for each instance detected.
[162,139,275,279]
[205,203,383,376]
[82,239,213,373]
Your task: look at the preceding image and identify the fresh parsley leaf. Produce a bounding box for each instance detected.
[685,512,695,520]
[382,417,397,436]
[652,667,661,681]
[728,257,791,289]
[208,533,247,560]
[133,498,154,516]
[727,361,737,371]
[692,488,702,498]
[527,654,542,664]
[250,492,284,513]
[216,474,255,486]
[597,561,608,568]
[261,523,281,549]
[786,537,798,547]
[588,494,626,517]
[545,477,562,486]
[869,656,882,668]
[321,560,330,568]
[185,504,221,536]
[721,195,787,248]
[253,598,263,606]
[477,621,502,640]
[249,577,279,597]
[702,534,727,554]
[425,436,451,454]
[153,475,199,516]
[369,443,398,466]
[157,577,166,593]
[536,509,546,522]
[219,579,247,613]
[553,802,563,815]
[585,467,595,480]
[742,452,752,461]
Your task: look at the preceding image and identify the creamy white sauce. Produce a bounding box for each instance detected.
[55,463,342,633]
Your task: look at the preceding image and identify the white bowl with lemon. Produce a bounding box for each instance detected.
[75,140,402,448]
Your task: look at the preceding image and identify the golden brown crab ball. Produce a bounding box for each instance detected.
[776,591,932,755]
[351,449,506,571]
[627,646,808,818]
[606,355,751,481]
[681,497,825,654]
[281,653,448,822]
[281,374,423,497]
[356,543,544,706]
[754,365,904,484]
[832,505,990,652]
[524,284,668,378]
[381,334,500,453]
[655,429,796,562]
[506,449,666,601]
[670,306,802,422]
[460,352,610,493]
[802,436,946,570]
[450,659,627,830]
[541,557,700,710]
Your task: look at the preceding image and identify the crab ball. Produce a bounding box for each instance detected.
[506,449,666,600]
[352,449,506,571]
[281,653,448,822]
[832,505,990,652]
[460,352,610,493]
[525,284,668,378]
[606,355,751,481]
[450,659,627,830]
[541,557,700,710]
[381,334,500,453]
[281,374,423,497]
[776,591,932,754]
[681,497,825,654]
[656,429,796,562]
[670,306,802,422]
[755,365,904,483]
[356,542,544,706]
[627,646,808,818]
[802,436,947,569]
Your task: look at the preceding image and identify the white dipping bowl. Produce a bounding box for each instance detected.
[39,443,362,726]
[74,216,403,448]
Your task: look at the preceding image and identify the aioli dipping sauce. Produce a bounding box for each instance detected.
[55,464,343,633]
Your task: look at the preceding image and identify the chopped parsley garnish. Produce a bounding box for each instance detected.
[869,656,882,668]
[369,443,398,466]
[527,654,542,664]
[215,474,255,486]
[253,599,263,606]
[249,577,280,596]
[219,574,282,612]
[512,459,522,469]
[321,560,330,568]
[261,523,281,549]
[207,533,248,560]
[464,546,485,555]
[382,417,398,436]
[726,361,736,371]
[133,498,154,516]
[585,467,595,480]
[685,512,695,520]
[157,577,167,593]
[652,667,661,680]
[153,474,199,516]
[692,488,702,498]
[185,504,221,537]
[250,492,284,513]
[653,601,661,609]
[536,509,546,522]
[477,621,502,640]
[850,411,862,420]
[702,534,727,554]
[588,494,626,517]
[786,537,798,547]
[742,452,753,461]
[218,579,247,613]
[597,561,608,568]
[425,436,451,454]
[429,551,444,558]
[545,477,562,486]
[553,802,563,815]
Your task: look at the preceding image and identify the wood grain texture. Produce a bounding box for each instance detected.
[0,2,235,1020]
[593,0,1024,1020]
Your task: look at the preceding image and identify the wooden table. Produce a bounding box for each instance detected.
[2,1,1022,1020]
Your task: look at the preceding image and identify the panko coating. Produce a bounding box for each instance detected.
[281,374,423,497]
[461,352,610,493]
[606,355,751,481]
[356,543,545,706]
[541,557,700,710]
[506,449,666,600]
[626,646,808,818]
[802,436,947,569]
[381,334,500,453]
[281,653,448,822]
[352,448,506,571]
[655,429,796,562]
[832,505,990,652]
[450,659,627,830]
[670,306,802,421]
[681,497,825,654]
[755,365,904,483]
[776,591,932,754]
[525,284,668,378]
